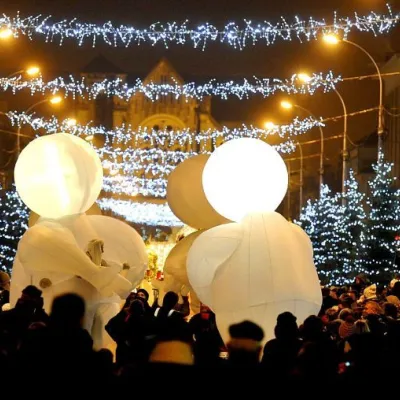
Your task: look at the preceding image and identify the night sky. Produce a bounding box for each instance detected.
[0,0,398,191]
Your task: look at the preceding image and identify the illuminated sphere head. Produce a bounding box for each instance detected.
[202,138,288,222]
[15,133,103,219]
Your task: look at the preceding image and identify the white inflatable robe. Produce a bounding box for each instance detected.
[14,219,131,349]
[187,212,322,343]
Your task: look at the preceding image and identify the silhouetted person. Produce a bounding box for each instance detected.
[261,312,302,377]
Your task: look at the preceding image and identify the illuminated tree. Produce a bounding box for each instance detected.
[0,186,29,273]
[365,151,400,282]
[297,184,342,285]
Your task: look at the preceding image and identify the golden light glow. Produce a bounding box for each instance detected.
[297,73,312,83]
[280,100,293,110]
[0,28,13,40]
[323,34,340,45]
[49,96,62,105]
[85,135,94,142]
[110,169,119,176]
[264,121,276,130]
[66,118,77,127]
[26,66,40,76]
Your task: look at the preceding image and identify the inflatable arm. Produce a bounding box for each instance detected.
[18,223,131,297]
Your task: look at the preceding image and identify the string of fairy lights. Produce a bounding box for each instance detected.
[1,5,399,275]
[0,72,340,101]
[6,112,326,199]
[0,5,397,49]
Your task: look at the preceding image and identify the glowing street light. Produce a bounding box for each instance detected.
[49,96,62,105]
[322,34,340,45]
[0,28,13,40]
[297,73,312,83]
[66,118,77,127]
[26,66,40,77]
[280,100,293,110]
[264,121,276,130]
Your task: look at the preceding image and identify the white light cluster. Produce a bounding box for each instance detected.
[0,6,397,49]
[8,112,326,198]
[0,185,29,273]
[0,72,340,101]
[298,153,400,286]
[97,198,183,227]
[365,150,400,279]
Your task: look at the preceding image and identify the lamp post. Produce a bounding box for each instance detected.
[16,96,63,155]
[298,141,304,214]
[7,66,40,79]
[297,72,349,197]
[323,34,384,154]
[280,100,324,193]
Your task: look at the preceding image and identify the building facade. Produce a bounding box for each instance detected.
[74,55,221,233]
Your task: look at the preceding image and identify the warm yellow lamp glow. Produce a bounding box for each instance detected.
[26,66,40,76]
[49,96,62,105]
[264,121,276,130]
[280,100,293,110]
[323,34,340,45]
[297,73,312,83]
[66,118,77,127]
[0,28,13,40]
[110,169,119,176]
[85,135,94,142]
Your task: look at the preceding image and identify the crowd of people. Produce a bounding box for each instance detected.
[0,270,400,391]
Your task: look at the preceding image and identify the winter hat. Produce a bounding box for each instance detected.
[390,279,400,288]
[363,284,377,300]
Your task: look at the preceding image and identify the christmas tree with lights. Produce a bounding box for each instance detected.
[365,151,400,282]
[297,184,342,285]
[336,170,367,283]
[0,186,29,273]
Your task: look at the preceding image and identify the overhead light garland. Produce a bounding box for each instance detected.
[6,111,322,146]
[7,112,326,198]
[0,6,397,49]
[0,72,340,101]
[97,198,183,227]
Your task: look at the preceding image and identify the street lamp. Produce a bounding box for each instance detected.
[297,72,348,197]
[264,121,276,130]
[297,141,304,214]
[16,96,63,155]
[323,33,384,153]
[280,99,325,192]
[65,118,77,127]
[0,28,13,40]
[7,66,41,79]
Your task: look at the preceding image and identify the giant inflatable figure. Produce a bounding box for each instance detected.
[11,133,148,349]
[181,138,322,343]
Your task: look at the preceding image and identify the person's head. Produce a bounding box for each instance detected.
[301,315,324,341]
[149,318,194,365]
[363,284,377,301]
[338,308,353,321]
[128,299,145,317]
[348,290,358,302]
[16,285,43,311]
[325,307,339,321]
[329,287,338,299]
[50,293,85,329]
[362,301,383,318]
[0,271,10,291]
[392,281,400,298]
[353,319,370,334]
[162,291,179,311]
[227,320,264,365]
[384,302,398,319]
[136,288,149,303]
[274,311,299,340]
